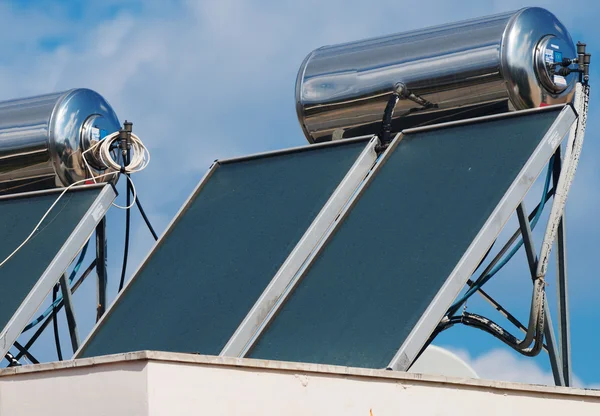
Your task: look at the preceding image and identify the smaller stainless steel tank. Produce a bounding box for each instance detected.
[0,88,121,193]
[296,7,577,143]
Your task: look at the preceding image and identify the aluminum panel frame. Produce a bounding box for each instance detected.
[387,105,576,370]
[0,184,116,358]
[221,136,380,357]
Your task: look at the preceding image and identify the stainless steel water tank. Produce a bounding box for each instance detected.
[296,7,577,143]
[0,88,120,193]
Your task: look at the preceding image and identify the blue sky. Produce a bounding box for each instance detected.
[1,0,599,386]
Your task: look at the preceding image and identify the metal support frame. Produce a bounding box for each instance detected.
[446,187,555,318]
[9,341,38,364]
[15,260,97,361]
[516,203,565,386]
[96,218,108,321]
[553,148,572,386]
[59,273,80,352]
[0,184,116,360]
[387,105,576,371]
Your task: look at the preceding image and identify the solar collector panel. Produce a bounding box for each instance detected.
[247,106,574,369]
[0,184,115,358]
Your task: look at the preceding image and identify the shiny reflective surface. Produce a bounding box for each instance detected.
[0,89,120,191]
[296,7,576,143]
[534,35,573,95]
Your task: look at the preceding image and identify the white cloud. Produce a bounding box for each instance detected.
[446,346,596,388]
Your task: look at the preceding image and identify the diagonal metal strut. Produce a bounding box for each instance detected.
[516,203,565,387]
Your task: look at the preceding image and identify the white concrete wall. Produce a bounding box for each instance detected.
[1,351,600,416]
[0,358,149,415]
[146,358,600,416]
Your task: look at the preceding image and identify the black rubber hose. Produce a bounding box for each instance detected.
[460,311,544,357]
[380,93,400,145]
[118,150,132,292]
[52,284,63,361]
[16,260,97,361]
[135,196,158,241]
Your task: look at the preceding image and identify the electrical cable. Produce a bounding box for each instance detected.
[82,130,150,210]
[52,284,63,361]
[0,129,150,270]
[0,171,121,270]
[82,130,149,176]
[119,150,132,293]
[98,131,149,173]
[135,195,159,241]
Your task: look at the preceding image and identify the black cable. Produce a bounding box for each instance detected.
[118,150,132,292]
[475,241,495,272]
[414,288,547,367]
[465,278,541,343]
[460,311,544,357]
[52,284,63,361]
[16,260,96,361]
[416,309,544,365]
[379,92,400,146]
[135,195,158,241]
[117,121,157,293]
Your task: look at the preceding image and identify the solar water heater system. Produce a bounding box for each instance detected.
[0,186,115,360]
[0,6,592,389]
[0,89,121,193]
[0,88,148,362]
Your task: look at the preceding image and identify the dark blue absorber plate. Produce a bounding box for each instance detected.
[248,108,562,368]
[0,186,105,334]
[78,139,370,358]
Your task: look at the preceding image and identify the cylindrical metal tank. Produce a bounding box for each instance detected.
[296,7,577,143]
[0,88,121,193]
